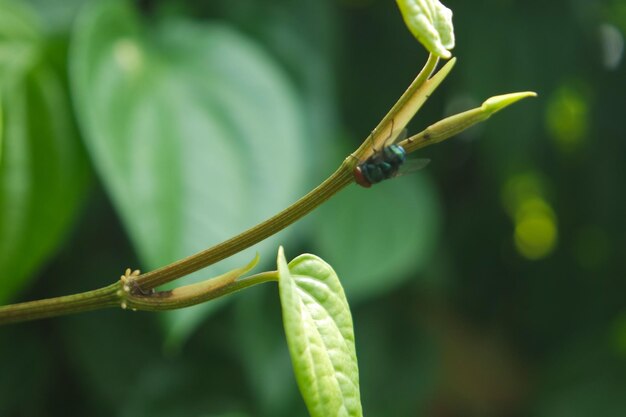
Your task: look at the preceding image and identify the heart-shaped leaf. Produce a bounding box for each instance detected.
[70,1,308,339]
[278,247,363,417]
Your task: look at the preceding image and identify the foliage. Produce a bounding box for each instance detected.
[0,0,89,303]
[1,0,625,416]
[278,248,361,417]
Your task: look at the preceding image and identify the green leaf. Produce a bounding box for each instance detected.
[70,1,308,339]
[313,175,440,302]
[215,0,341,180]
[0,0,89,302]
[396,0,455,58]
[277,247,363,417]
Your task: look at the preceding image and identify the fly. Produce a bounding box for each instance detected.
[353,129,429,188]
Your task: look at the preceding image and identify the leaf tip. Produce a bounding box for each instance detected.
[248,252,261,270]
[277,246,288,276]
[396,0,455,58]
[482,91,538,115]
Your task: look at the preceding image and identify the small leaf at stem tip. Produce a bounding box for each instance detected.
[396,0,455,58]
[482,91,538,116]
[277,247,363,417]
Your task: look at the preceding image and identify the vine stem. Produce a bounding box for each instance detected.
[135,165,354,290]
[352,53,440,160]
[0,58,536,325]
[0,283,120,325]
[134,53,444,291]
[0,54,446,325]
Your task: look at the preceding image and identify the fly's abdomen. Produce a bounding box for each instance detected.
[353,144,407,187]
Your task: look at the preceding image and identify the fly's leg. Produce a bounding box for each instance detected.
[351,117,397,163]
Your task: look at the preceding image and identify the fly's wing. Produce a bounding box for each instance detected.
[396,158,430,176]
[382,128,408,148]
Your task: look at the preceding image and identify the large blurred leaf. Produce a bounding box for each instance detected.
[209,0,340,181]
[313,174,440,302]
[0,0,89,302]
[70,1,307,340]
[278,248,363,417]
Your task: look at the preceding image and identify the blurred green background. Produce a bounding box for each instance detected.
[1,0,625,416]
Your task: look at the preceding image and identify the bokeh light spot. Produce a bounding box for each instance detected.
[501,173,545,218]
[502,172,558,260]
[114,38,144,74]
[514,197,555,224]
[514,210,557,260]
[545,85,589,153]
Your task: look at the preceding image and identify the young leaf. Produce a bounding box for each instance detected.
[396,0,455,58]
[277,247,363,417]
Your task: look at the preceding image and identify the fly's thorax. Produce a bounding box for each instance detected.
[383,144,407,164]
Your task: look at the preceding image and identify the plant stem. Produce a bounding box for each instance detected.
[0,283,120,325]
[126,271,279,311]
[400,91,538,154]
[352,53,440,160]
[135,163,355,290]
[135,54,446,291]
[0,55,452,325]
